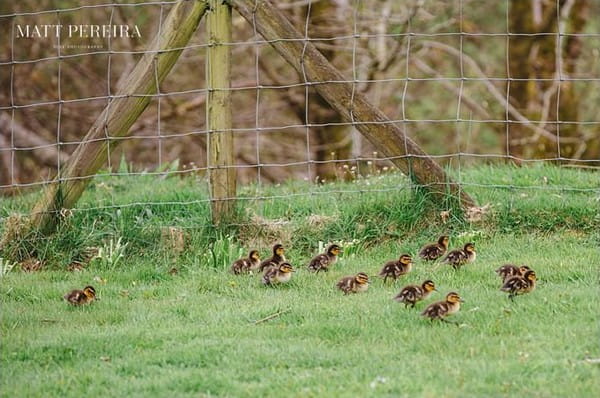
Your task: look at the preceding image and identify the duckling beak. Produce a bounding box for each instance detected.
[460,298,465,302]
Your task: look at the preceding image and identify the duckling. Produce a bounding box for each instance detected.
[379,254,413,283]
[262,262,294,286]
[443,242,476,270]
[259,244,286,272]
[307,244,341,273]
[394,280,437,308]
[336,272,369,295]
[421,291,464,323]
[419,235,449,261]
[63,285,96,305]
[495,264,531,282]
[230,250,261,274]
[501,270,537,300]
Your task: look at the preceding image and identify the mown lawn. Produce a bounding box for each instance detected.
[1,164,599,397]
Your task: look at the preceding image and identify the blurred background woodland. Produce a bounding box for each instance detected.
[1,0,599,193]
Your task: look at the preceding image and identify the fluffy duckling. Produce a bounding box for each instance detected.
[379,254,413,283]
[230,250,261,274]
[307,244,341,273]
[259,244,286,272]
[419,235,449,261]
[394,280,437,308]
[443,242,476,270]
[64,285,96,305]
[421,291,464,323]
[337,272,369,295]
[262,262,294,286]
[495,264,531,282]
[501,270,537,300]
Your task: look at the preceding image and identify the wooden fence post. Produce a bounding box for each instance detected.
[0,0,208,252]
[207,0,236,224]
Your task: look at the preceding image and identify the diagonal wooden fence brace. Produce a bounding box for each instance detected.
[230,0,476,209]
[1,0,209,246]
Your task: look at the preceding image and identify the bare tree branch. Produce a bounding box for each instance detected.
[412,58,492,120]
[421,40,580,145]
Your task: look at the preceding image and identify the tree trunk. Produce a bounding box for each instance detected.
[305,2,352,181]
[508,0,589,159]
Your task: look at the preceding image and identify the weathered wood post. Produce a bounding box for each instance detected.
[207,0,236,224]
[0,0,208,252]
[230,0,477,209]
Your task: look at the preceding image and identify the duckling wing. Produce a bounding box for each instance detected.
[443,250,465,264]
[262,267,277,285]
[231,259,247,274]
[308,254,329,272]
[395,286,418,302]
[378,261,398,277]
[419,245,443,260]
[495,265,511,276]
[501,276,528,293]
[64,290,84,304]
[336,277,353,293]
[496,265,519,281]
[421,302,448,319]
[259,258,277,272]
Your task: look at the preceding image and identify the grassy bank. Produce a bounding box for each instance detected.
[1,164,599,397]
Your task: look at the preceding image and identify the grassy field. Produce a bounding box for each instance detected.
[1,164,599,397]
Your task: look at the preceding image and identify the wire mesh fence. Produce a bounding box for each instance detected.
[0,0,599,234]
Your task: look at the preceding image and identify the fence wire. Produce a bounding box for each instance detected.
[0,0,599,228]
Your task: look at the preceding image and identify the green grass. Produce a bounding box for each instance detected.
[1,164,599,397]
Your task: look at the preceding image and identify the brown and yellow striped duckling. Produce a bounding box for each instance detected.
[495,264,531,282]
[262,262,294,286]
[394,280,437,308]
[337,272,369,295]
[230,250,261,274]
[419,235,449,261]
[421,292,464,323]
[259,244,286,272]
[379,254,413,283]
[307,244,341,273]
[64,285,96,306]
[443,242,476,270]
[501,270,537,300]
